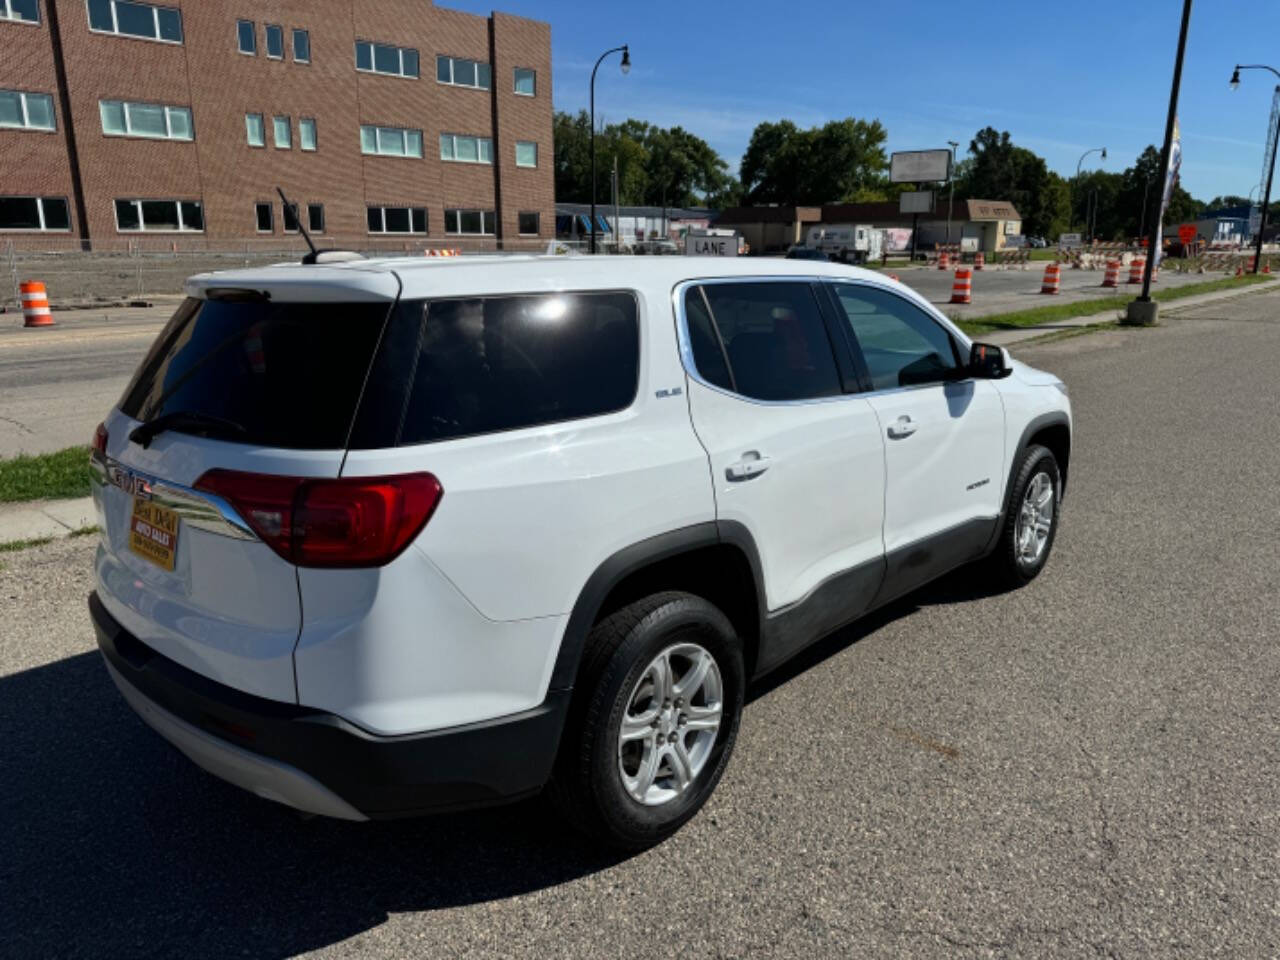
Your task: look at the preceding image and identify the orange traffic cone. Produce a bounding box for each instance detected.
[1101,260,1120,287]
[937,250,950,271]
[20,281,53,327]
[974,251,985,270]
[1040,262,1061,294]
[950,267,972,304]
[1128,259,1145,284]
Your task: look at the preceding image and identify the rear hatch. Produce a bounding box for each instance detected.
[92,268,400,703]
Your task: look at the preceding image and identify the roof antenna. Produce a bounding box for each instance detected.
[276,186,320,264]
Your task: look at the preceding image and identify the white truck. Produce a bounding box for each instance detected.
[805,224,883,264]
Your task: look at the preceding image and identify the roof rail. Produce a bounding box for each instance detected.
[303,249,365,265]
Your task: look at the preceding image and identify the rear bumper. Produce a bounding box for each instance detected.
[90,592,569,819]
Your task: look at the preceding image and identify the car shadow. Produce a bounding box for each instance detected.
[2,650,627,959]
[5,563,1008,958]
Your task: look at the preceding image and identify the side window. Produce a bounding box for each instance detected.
[682,287,732,392]
[689,282,842,402]
[832,284,960,390]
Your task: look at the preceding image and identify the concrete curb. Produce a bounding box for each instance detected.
[986,279,1277,347]
[0,496,95,547]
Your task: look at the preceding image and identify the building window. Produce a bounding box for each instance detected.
[236,19,255,54]
[439,133,492,164]
[513,67,535,96]
[445,208,495,236]
[245,113,264,147]
[367,205,426,234]
[292,28,309,63]
[87,0,183,43]
[360,124,422,158]
[99,99,192,141]
[264,23,283,58]
[308,203,324,233]
[0,196,70,231]
[272,115,290,149]
[437,55,491,90]
[299,117,316,151]
[0,90,56,131]
[114,198,203,232]
[517,211,539,235]
[282,202,299,233]
[255,202,272,232]
[514,140,538,168]
[1,0,40,24]
[355,40,419,79]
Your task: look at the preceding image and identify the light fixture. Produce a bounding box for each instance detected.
[620,45,630,75]
[1230,66,1241,89]
[1101,147,1107,160]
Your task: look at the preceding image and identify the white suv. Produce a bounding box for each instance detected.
[89,254,1071,848]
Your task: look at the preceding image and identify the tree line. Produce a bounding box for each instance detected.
[555,112,1272,240]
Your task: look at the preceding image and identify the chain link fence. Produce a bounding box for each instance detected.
[0,236,558,310]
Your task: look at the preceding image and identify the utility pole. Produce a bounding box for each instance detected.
[946,140,959,246]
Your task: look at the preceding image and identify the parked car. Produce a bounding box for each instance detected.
[784,245,830,261]
[1027,236,1048,248]
[89,254,1072,849]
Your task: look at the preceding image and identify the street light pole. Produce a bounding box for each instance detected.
[589,44,630,255]
[946,140,959,246]
[1231,65,1280,273]
[1131,0,1192,316]
[1074,146,1107,234]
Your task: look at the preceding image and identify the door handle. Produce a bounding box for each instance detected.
[726,451,771,481]
[886,415,917,439]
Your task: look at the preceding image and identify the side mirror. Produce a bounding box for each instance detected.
[969,342,1012,379]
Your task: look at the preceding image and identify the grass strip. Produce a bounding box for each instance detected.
[0,446,91,503]
[955,273,1273,336]
[0,536,56,554]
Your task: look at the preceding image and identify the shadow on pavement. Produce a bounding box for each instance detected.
[2,651,627,959]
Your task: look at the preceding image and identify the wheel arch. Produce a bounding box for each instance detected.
[998,412,1072,527]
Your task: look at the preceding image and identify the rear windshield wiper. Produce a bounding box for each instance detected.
[129,411,248,449]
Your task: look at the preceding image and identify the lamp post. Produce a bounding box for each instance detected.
[1074,146,1107,234]
[946,140,959,246]
[1230,64,1280,273]
[589,44,630,254]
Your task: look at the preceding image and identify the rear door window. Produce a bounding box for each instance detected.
[349,291,640,447]
[118,297,393,449]
[684,282,843,402]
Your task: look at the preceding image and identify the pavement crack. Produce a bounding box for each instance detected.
[0,414,33,435]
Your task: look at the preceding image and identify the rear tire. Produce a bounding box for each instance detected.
[548,591,744,850]
[986,444,1061,587]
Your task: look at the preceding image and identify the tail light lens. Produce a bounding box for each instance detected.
[194,470,442,568]
[92,422,109,456]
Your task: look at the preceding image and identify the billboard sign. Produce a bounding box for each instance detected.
[898,190,933,214]
[890,149,952,184]
[1059,232,1083,248]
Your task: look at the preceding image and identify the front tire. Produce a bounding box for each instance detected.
[548,591,744,849]
[987,444,1061,587]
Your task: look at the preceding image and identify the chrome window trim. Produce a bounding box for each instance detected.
[671,275,862,409]
[91,453,256,541]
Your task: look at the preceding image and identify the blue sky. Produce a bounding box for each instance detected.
[445,0,1276,201]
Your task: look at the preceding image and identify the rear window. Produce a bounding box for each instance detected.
[119,297,392,449]
[349,291,639,448]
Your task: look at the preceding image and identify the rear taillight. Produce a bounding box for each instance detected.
[194,470,442,568]
[92,422,108,456]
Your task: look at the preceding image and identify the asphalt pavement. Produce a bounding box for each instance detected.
[3,289,1278,957]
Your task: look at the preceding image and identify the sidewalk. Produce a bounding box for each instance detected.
[0,496,95,546]
[985,278,1277,346]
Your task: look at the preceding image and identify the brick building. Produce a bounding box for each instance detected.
[0,0,554,249]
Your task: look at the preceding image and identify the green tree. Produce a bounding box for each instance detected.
[958,127,1067,238]
[739,117,888,205]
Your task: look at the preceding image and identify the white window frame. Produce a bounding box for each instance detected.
[245,112,264,147]
[0,90,56,132]
[360,124,422,158]
[299,117,316,152]
[439,132,493,165]
[0,196,71,232]
[0,0,41,25]
[292,28,310,63]
[264,23,283,60]
[444,208,496,236]
[272,115,290,149]
[437,55,492,90]
[87,0,183,45]
[355,40,419,79]
[254,201,273,233]
[367,205,427,235]
[114,198,204,233]
[99,99,192,141]
[514,140,538,168]
[235,18,255,55]
[513,67,536,96]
